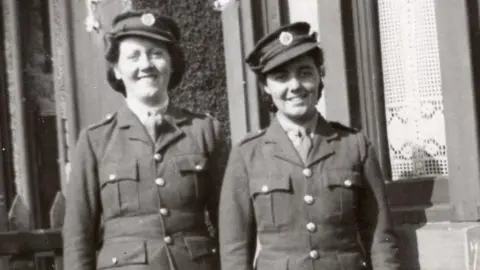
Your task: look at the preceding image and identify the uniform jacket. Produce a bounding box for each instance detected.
[219,115,400,270]
[63,104,226,270]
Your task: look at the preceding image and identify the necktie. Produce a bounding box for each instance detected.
[145,112,163,142]
[293,129,312,164]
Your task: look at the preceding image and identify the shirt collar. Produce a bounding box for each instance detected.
[125,97,169,124]
[276,112,319,138]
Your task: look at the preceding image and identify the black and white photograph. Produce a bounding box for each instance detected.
[0,0,478,269]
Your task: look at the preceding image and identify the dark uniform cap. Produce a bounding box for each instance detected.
[104,10,185,94]
[109,11,180,44]
[246,22,319,74]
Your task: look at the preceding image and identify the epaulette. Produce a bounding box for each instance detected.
[239,129,266,145]
[329,121,359,133]
[87,112,116,130]
[180,107,211,119]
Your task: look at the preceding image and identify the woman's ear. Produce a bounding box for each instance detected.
[113,66,122,80]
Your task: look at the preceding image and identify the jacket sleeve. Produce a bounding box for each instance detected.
[219,146,256,270]
[357,134,400,270]
[205,118,229,244]
[63,129,101,270]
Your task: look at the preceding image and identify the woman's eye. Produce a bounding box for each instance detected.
[299,69,313,77]
[127,53,140,60]
[273,73,288,81]
[151,50,164,58]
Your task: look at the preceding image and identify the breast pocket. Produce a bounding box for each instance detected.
[171,154,208,204]
[100,160,139,217]
[249,175,293,230]
[96,240,147,269]
[321,169,363,219]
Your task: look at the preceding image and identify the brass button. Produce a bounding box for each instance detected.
[261,185,269,193]
[304,195,314,205]
[154,153,162,161]
[108,174,116,181]
[164,236,173,244]
[344,179,352,187]
[155,178,166,186]
[159,208,169,216]
[195,164,203,171]
[306,222,316,232]
[309,250,319,259]
[112,257,118,264]
[211,248,217,254]
[302,168,312,177]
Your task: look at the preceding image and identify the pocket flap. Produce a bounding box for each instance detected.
[184,236,216,260]
[100,160,138,187]
[249,174,291,197]
[173,154,208,172]
[97,240,147,269]
[324,169,363,188]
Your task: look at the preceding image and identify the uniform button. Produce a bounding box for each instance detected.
[154,153,162,161]
[261,185,269,193]
[112,257,118,264]
[309,250,319,259]
[302,168,312,177]
[159,208,169,216]
[194,164,203,171]
[155,178,166,186]
[211,248,217,254]
[304,195,314,205]
[109,174,116,181]
[344,179,352,187]
[164,236,173,244]
[306,222,316,232]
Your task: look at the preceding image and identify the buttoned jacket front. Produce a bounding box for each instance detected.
[219,115,400,270]
[63,104,225,270]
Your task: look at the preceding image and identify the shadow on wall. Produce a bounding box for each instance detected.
[386,145,444,270]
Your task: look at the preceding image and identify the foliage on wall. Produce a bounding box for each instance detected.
[133,0,230,143]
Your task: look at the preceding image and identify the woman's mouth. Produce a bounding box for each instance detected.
[286,92,311,101]
[138,74,157,80]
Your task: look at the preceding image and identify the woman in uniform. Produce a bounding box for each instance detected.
[63,9,224,270]
[219,22,400,270]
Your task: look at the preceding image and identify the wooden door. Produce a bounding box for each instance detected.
[69,1,130,129]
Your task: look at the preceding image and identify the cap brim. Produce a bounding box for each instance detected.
[115,30,174,44]
[262,42,319,73]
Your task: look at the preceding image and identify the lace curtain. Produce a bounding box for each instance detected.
[378,0,448,180]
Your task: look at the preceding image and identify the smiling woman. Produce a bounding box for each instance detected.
[113,38,172,106]
[63,9,226,270]
[263,54,322,124]
[220,21,400,270]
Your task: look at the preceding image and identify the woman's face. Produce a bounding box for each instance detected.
[113,37,172,105]
[264,54,322,123]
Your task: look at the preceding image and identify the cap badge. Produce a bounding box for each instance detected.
[279,31,293,46]
[141,13,156,26]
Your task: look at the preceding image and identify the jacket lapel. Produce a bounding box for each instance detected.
[306,116,337,167]
[116,105,152,145]
[154,105,187,153]
[264,118,304,167]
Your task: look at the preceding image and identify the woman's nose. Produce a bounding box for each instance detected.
[287,77,301,90]
[138,54,153,69]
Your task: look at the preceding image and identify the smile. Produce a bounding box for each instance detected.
[286,92,311,101]
[138,74,157,80]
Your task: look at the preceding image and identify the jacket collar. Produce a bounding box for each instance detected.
[117,103,188,152]
[264,113,338,167]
